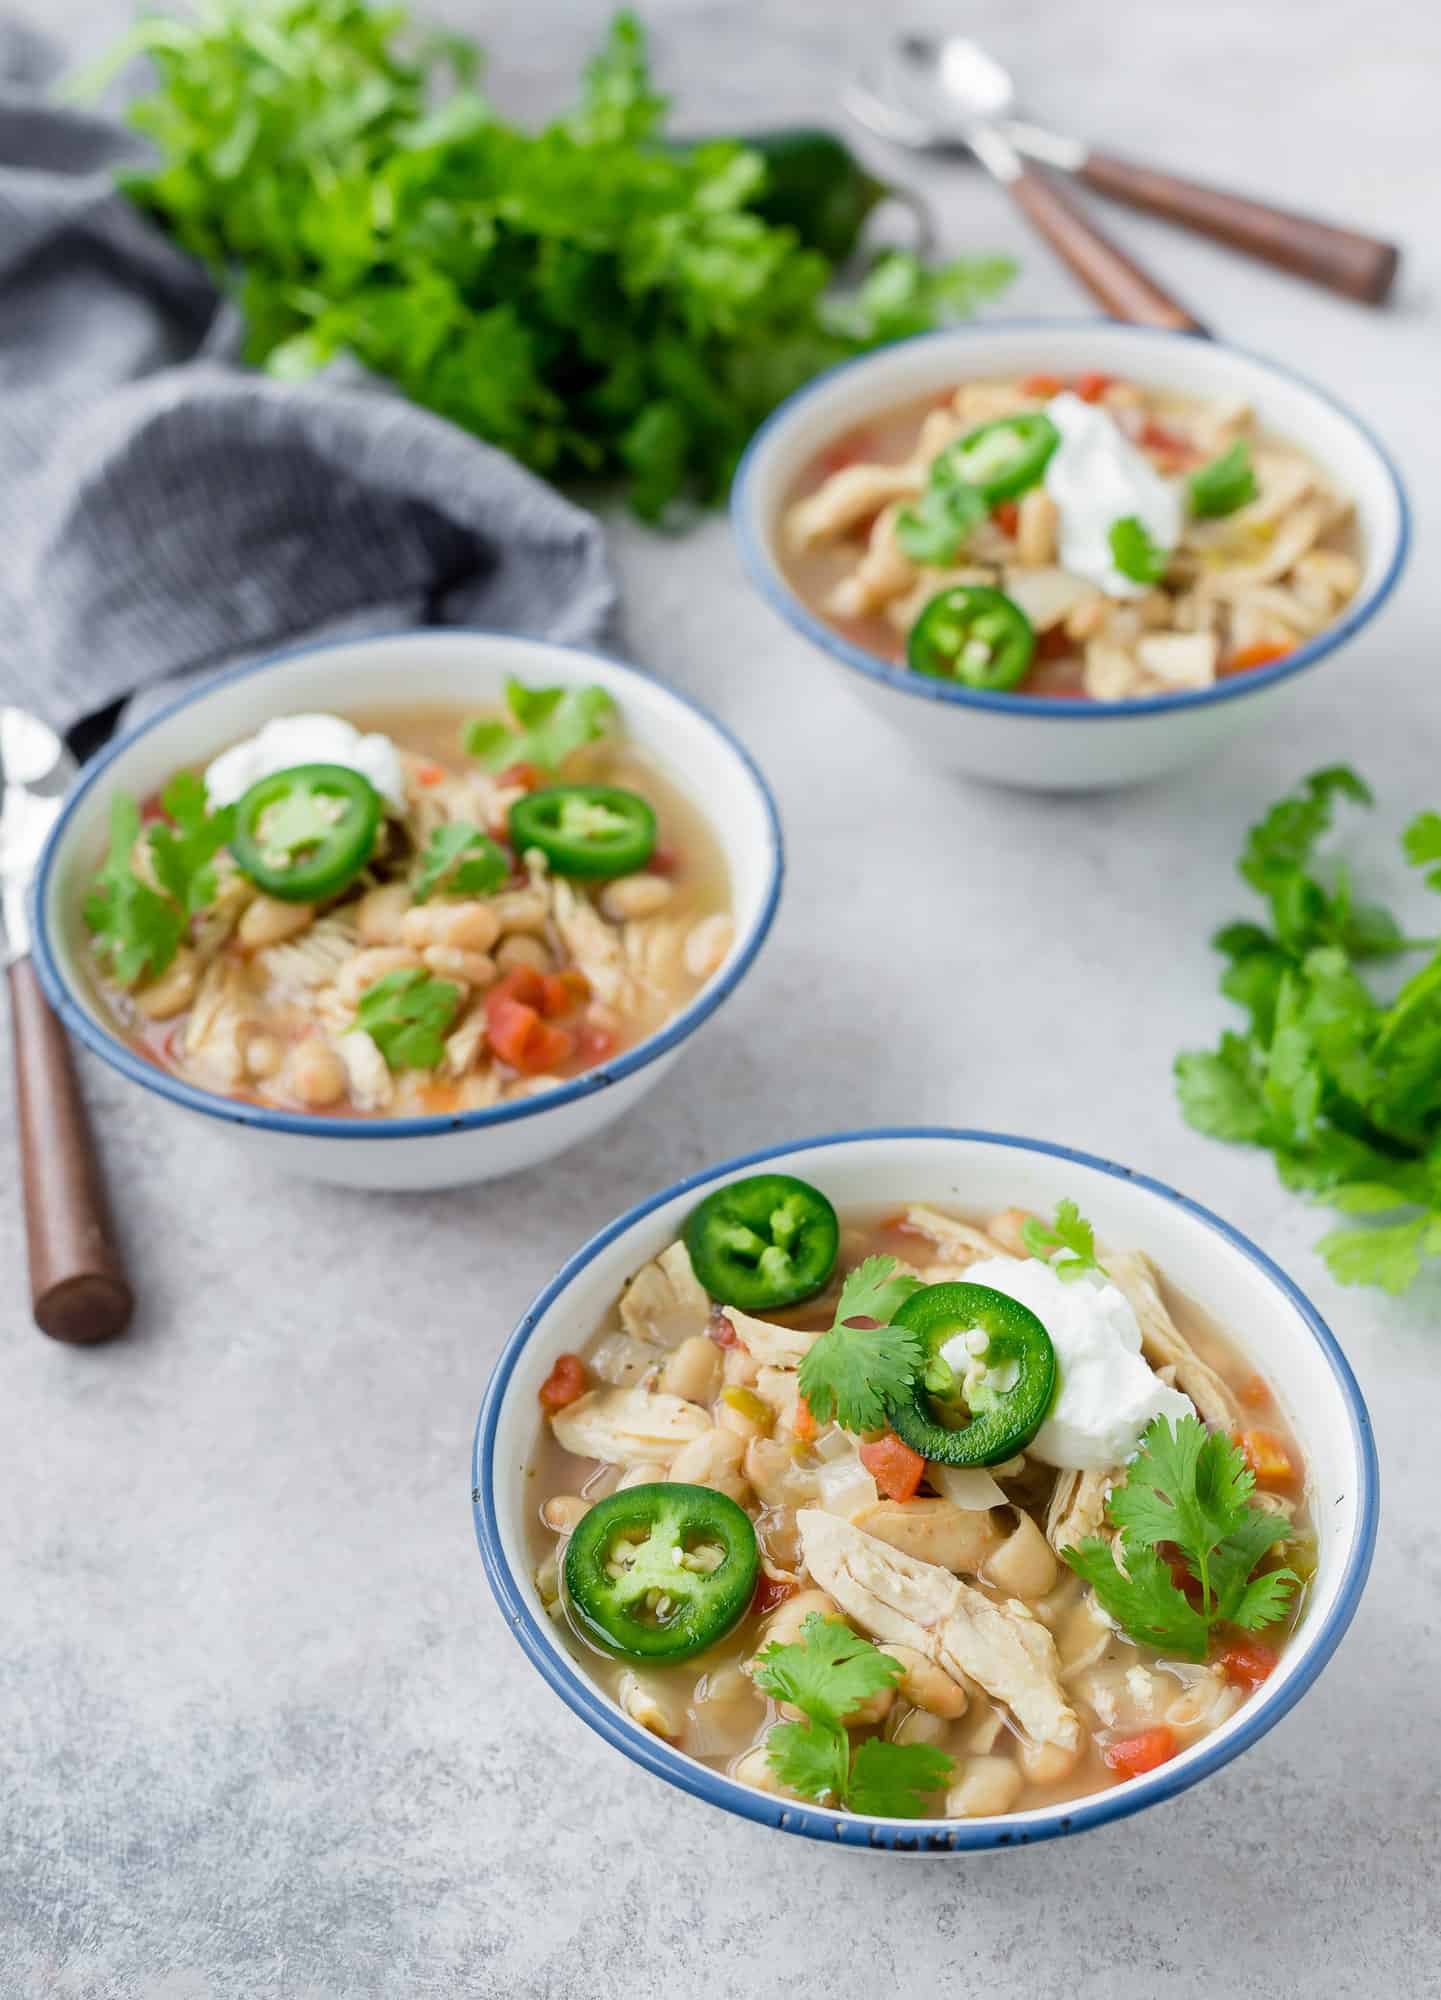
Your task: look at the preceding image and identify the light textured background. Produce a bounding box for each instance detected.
[6,1,1440,1994]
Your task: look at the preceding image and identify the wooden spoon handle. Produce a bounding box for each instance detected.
[9,956,133,1344]
[1006,165,1207,333]
[1075,149,1399,305]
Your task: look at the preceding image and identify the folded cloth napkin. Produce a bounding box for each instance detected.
[0,21,618,737]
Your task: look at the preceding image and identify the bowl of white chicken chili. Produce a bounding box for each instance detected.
[473,1128,1376,1850]
[732,322,1407,792]
[33,631,782,1190]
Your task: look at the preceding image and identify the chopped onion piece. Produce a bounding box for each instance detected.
[929,1464,1007,1511]
[588,1331,658,1388]
[815,1450,879,1520]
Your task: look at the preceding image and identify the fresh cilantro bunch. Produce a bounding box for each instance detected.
[1176,766,1441,1292]
[413,824,508,901]
[1021,1198,1106,1282]
[1063,1416,1298,1659]
[352,967,461,1069]
[754,1614,952,1817]
[464,679,616,775]
[797,1256,925,1433]
[84,778,233,986]
[104,3,1014,518]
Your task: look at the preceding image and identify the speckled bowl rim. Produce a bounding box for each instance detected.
[731,319,1410,721]
[31,629,784,1142]
[472,1125,1378,1852]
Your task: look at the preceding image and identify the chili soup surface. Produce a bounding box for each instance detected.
[781,372,1361,702]
[528,1196,1312,1822]
[81,702,733,1118]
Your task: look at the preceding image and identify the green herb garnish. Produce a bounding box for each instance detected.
[796,1255,924,1434]
[413,823,509,902]
[83,795,187,988]
[895,480,987,564]
[100,4,1014,520]
[1187,440,1259,519]
[147,772,235,915]
[352,967,462,1070]
[1062,1416,1298,1659]
[1175,766,1441,1292]
[1108,514,1170,585]
[464,678,617,774]
[1020,1198,1106,1282]
[754,1614,952,1817]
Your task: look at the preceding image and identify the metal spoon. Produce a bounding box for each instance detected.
[1,708,133,1344]
[847,35,1399,306]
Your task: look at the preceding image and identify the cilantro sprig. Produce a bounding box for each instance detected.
[352,968,461,1071]
[895,479,987,564]
[84,777,233,987]
[1187,440,1259,519]
[1062,1416,1298,1659]
[754,1614,952,1817]
[1108,514,1169,585]
[796,1256,924,1434]
[1176,766,1441,1292]
[104,5,1014,520]
[464,679,616,775]
[413,823,509,902]
[1021,1198,1106,1283]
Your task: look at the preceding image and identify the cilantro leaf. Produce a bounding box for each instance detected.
[83,794,186,988]
[464,678,616,774]
[1187,440,1259,519]
[1020,1198,1106,1282]
[752,1613,902,1727]
[1108,514,1170,584]
[413,823,508,902]
[895,480,987,564]
[1403,810,1441,892]
[847,1738,955,1819]
[754,1616,952,1816]
[147,773,234,916]
[796,1256,924,1433]
[351,967,461,1071]
[1062,1416,1297,1660]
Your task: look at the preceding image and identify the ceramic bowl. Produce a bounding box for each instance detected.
[473,1126,1377,1851]
[33,631,783,1190]
[732,321,1408,791]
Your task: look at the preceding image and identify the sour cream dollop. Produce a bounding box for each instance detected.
[940,1255,1195,1472]
[1043,391,1182,598]
[204,714,407,813]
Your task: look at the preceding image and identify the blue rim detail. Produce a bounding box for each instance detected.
[732,320,1410,721]
[472,1125,1378,1851]
[31,629,784,1142]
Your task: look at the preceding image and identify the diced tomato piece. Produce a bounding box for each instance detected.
[647,845,681,878]
[1239,1373,1272,1410]
[1022,372,1063,398]
[497,761,544,793]
[417,1081,461,1114]
[859,1431,926,1503]
[538,1353,587,1412]
[485,995,574,1074]
[992,499,1020,536]
[576,1022,618,1065]
[1215,1636,1280,1690]
[1225,643,1291,676]
[1036,624,1073,661]
[707,1307,739,1349]
[792,1395,818,1445]
[1139,419,1196,463]
[1074,371,1113,403]
[488,964,546,1012]
[140,792,170,825]
[1103,1727,1178,1779]
[415,762,446,788]
[1236,1428,1297,1489]
[540,969,589,1019]
[751,1573,798,1617]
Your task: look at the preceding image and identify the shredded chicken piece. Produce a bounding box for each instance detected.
[257,912,359,995]
[1001,566,1097,632]
[1136,631,1219,689]
[1045,1469,1114,1555]
[551,1386,711,1467]
[901,1205,1003,1269]
[797,1511,1080,1750]
[1102,1251,1240,1428]
[825,502,916,620]
[551,878,628,1007]
[181,960,248,1087]
[619,1242,711,1349]
[623,915,689,996]
[785,462,922,551]
[721,1306,817,1370]
[336,1027,392,1112]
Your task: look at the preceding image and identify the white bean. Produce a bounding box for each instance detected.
[422,946,496,988]
[600,874,673,922]
[495,933,553,975]
[946,1755,1024,1818]
[289,1037,347,1107]
[237,895,316,951]
[540,1494,589,1534]
[133,947,198,1021]
[658,1335,722,1404]
[355,883,411,945]
[683,914,734,981]
[984,1510,1058,1601]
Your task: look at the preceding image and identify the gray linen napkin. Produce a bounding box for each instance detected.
[0,21,618,737]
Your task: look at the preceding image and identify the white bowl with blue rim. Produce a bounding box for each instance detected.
[472,1126,1376,1851]
[32,630,783,1192]
[732,321,1408,793]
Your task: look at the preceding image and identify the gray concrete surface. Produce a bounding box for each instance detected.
[5,1,1441,1993]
